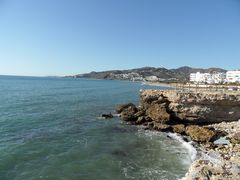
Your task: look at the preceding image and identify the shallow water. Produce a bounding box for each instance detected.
[0,76,192,179]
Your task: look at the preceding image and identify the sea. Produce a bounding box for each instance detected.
[0,76,196,180]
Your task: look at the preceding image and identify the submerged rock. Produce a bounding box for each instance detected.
[101,113,114,119]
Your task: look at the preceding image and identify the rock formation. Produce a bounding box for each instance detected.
[116,89,240,179]
[140,90,240,124]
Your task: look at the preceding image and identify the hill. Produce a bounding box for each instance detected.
[68,66,227,82]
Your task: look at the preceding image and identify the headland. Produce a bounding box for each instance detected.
[116,89,240,179]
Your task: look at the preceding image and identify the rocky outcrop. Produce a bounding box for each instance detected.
[116,103,138,122]
[145,103,170,123]
[140,90,240,124]
[116,90,240,180]
[185,126,216,142]
[172,124,185,134]
[116,103,137,114]
[184,121,240,180]
[116,90,240,138]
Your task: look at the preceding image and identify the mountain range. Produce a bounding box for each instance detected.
[68,66,227,82]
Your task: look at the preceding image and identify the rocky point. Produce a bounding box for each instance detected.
[116,89,240,179]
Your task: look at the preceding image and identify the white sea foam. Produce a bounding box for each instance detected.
[137,127,197,163]
[166,133,197,162]
[120,127,195,179]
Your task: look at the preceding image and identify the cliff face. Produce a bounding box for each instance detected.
[140,90,240,124]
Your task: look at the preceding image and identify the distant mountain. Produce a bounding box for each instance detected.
[68,66,227,82]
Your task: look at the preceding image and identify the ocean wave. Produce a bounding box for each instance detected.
[166,133,197,162]
[137,126,197,163]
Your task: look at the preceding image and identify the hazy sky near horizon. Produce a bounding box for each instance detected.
[0,0,240,76]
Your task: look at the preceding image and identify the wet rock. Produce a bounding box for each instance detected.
[186,125,216,142]
[146,103,170,123]
[120,104,138,122]
[134,109,145,118]
[116,103,137,114]
[136,116,145,124]
[101,113,113,119]
[116,103,138,121]
[172,124,186,134]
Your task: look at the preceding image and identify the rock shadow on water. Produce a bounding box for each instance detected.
[111,149,128,157]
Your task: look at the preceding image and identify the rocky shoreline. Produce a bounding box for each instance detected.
[116,89,240,179]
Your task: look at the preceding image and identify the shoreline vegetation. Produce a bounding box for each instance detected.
[115,89,240,179]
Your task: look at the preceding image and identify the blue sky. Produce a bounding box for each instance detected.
[0,0,240,76]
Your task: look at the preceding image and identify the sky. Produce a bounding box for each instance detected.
[0,0,240,76]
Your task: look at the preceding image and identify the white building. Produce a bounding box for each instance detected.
[190,72,226,84]
[226,71,240,83]
[190,72,211,83]
[211,72,226,84]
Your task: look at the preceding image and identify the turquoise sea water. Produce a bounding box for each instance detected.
[0,76,192,180]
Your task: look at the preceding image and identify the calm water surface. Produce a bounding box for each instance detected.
[0,76,192,180]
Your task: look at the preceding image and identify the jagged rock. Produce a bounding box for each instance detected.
[172,124,186,134]
[153,122,172,132]
[183,160,225,180]
[145,103,170,123]
[186,125,216,142]
[231,132,240,144]
[134,109,145,118]
[116,103,137,114]
[120,105,138,122]
[140,90,240,123]
[136,116,145,124]
[147,122,154,129]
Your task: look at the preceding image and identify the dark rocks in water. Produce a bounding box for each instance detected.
[117,103,138,122]
[134,109,145,117]
[116,103,137,114]
[146,122,154,130]
[186,125,216,142]
[182,136,191,142]
[112,149,128,157]
[136,116,145,124]
[101,113,114,119]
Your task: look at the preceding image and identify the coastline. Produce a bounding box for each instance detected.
[183,121,240,179]
[116,89,240,179]
[141,81,174,88]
